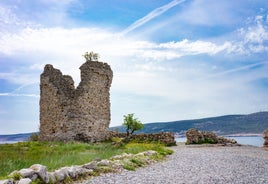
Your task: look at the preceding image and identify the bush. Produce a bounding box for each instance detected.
[28,133,39,142]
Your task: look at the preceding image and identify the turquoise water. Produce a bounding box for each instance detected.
[176,136,264,147]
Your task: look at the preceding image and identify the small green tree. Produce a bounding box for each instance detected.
[83,51,99,61]
[123,113,144,136]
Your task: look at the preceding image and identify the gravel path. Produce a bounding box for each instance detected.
[80,144,268,184]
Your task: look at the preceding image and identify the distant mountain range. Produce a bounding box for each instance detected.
[1,112,267,142]
[111,111,268,136]
[0,133,33,142]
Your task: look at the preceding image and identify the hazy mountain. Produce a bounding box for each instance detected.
[1,112,267,142]
[111,112,268,136]
[0,133,33,142]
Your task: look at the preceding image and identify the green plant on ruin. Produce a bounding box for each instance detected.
[83,51,99,62]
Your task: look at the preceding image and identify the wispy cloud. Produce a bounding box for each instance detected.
[0,93,39,98]
[241,16,268,53]
[202,61,268,80]
[121,0,187,35]
[0,72,39,86]
[0,27,222,62]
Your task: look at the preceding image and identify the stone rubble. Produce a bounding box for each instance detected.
[113,132,177,146]
[185,128,237,145]
[0,150,158,184]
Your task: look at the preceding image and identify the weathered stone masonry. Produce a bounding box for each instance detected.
[39,61,113,142]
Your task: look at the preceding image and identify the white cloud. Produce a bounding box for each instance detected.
[0,2,267,129]
[177,0,237,26]
[0,93,39,98]
[0,24,267,96]
[244,20,268,44]
[0,26,233,66]
[232,14,268,54]
[158,39,232,55]
[0,6,19,25]
[121,0,187,35]
[0,72,39,86]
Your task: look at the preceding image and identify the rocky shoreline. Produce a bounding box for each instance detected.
[85,144,268,184]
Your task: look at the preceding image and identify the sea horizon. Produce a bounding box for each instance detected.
[0,136,264,147]
[176,136,264,147]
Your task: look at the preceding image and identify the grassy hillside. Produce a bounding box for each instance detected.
[111,112,268,136]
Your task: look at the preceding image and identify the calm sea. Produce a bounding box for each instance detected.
[0,136,264,147]
[176,136,264,147]
[0,141,20,144]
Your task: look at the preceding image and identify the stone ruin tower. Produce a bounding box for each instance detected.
[39,60,113,142]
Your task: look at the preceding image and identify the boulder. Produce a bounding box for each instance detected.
[0,179,14,184]
[30,164,49,183]
[66,166,89,178]
[30,174,38,181]
[54,167,69,182]
[18,178,32,184]
[82,161,98,170]
[47,172,57,184]
[98,160,110,166]
[18,168,35,178]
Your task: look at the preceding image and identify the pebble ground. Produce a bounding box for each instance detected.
[80,143,268,184]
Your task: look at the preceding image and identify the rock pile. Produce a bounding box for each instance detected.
[185,128,237,145]
[263,130,268,148]
[0,151,158,184]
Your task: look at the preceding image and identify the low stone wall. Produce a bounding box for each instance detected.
[185,128,237,145]
[263,130,268,148]
[1,151,158,184]
[112,132,176,146]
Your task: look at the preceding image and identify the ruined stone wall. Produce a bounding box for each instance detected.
[185,128,237,145]
[113,132,177,146]
[39,61,113,142]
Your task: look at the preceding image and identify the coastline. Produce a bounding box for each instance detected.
[224,133,263,137]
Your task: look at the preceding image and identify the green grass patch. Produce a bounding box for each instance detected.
[125,142,173,156]
[130,158,144,167]
[0,141,172,178]
[122,163,136,171]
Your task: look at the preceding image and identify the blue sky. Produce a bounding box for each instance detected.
[0,0,268,134]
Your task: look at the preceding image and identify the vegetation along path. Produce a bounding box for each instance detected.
[82,143,268,184]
